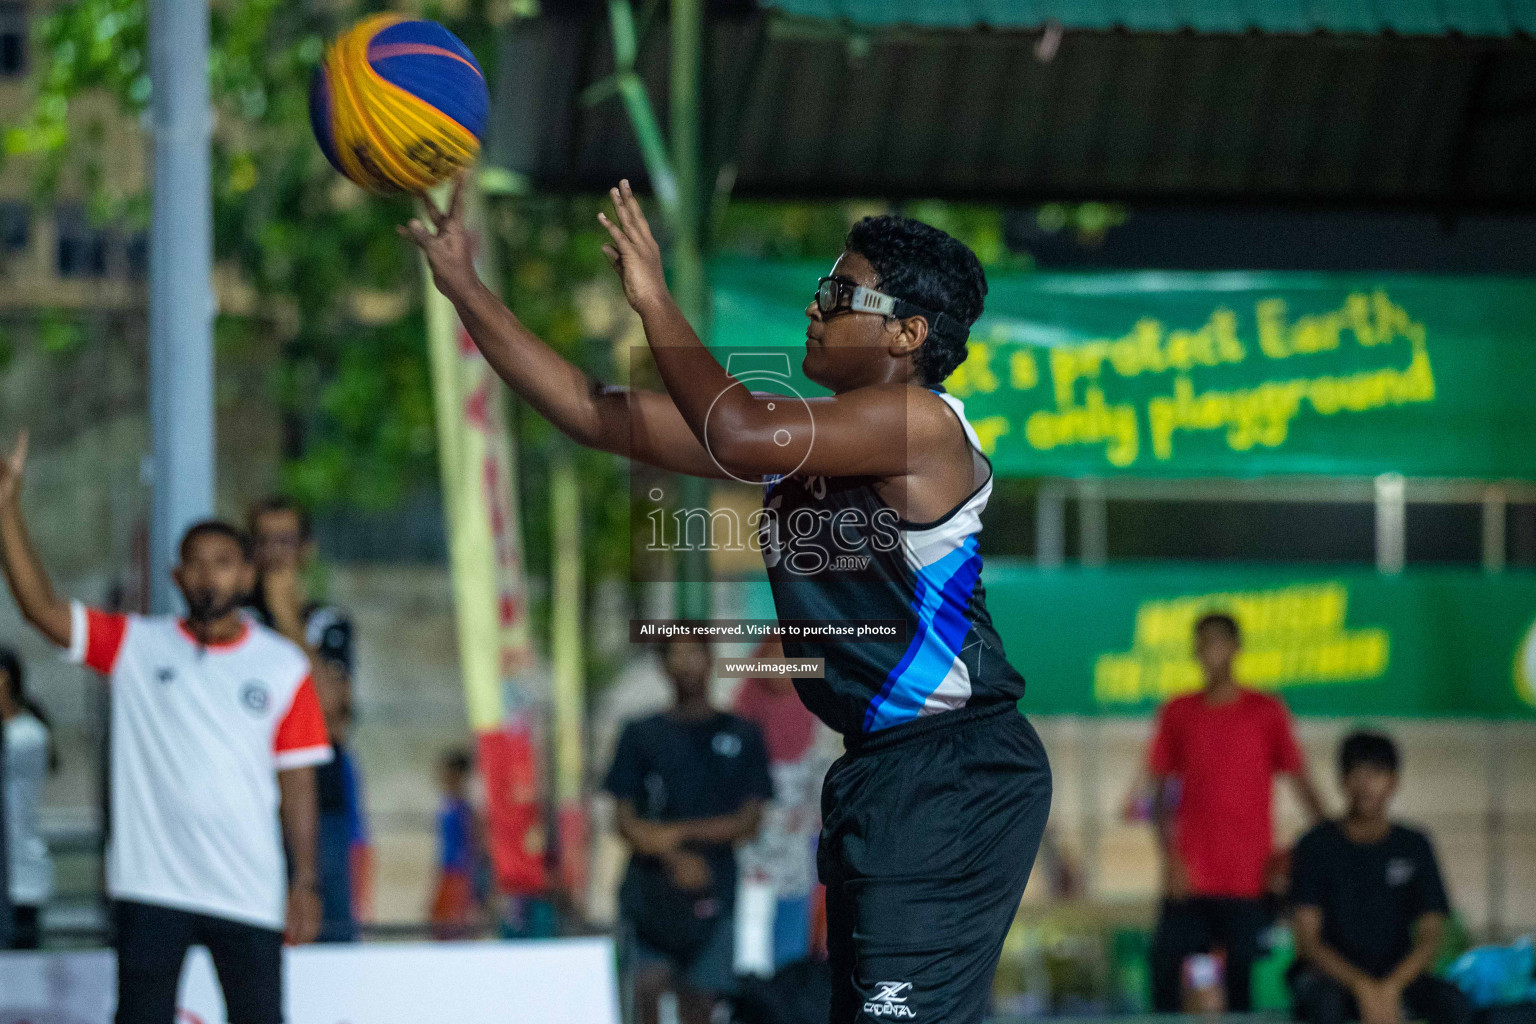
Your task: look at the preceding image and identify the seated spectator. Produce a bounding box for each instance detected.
[605,639,773,1024]
[1289,730,1472,1024]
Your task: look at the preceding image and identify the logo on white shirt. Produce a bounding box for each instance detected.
[240,681,270,714]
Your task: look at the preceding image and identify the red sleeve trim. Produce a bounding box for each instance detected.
[274,675,331,760]
[84,608,129,675]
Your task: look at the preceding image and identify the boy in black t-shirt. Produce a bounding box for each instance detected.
[1288,731,1471,1024]
[605,639,773,1024]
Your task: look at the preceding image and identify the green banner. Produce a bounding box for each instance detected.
[711,261,1536,478]
[978,564,1536,718]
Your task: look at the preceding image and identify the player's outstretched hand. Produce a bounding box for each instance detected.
[399,173,478,301]
[598,179,668,314]
[0,431,28,508]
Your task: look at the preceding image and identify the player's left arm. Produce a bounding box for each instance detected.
[674,725,773,845]
[278,765,322,944]
[1384,833,1453,992]
[1383,911,1445,993]
[275,673,331,943]
[598,180,955,480]
[1274,699,1328,823]
[1287,771,1327,825]
[670,800,766,847]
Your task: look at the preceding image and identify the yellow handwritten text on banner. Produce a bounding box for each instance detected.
[948,291,1436,469]
[1093,582,1391,706]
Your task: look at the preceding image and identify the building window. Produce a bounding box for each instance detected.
[125,231,148,279]
[55,205,111,278]
[0,201,28,255]
[0,3,26,78]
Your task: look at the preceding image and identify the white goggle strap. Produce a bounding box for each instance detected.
[852,285,963,340]
[849,285,897,316]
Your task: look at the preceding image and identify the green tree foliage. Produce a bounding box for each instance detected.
[5,0,505,511]
[7,0,1052,629]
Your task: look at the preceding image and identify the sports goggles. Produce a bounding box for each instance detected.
[813,276,965,341]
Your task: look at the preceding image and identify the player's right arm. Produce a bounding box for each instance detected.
[0,433,71,647]
[401,177,727,479]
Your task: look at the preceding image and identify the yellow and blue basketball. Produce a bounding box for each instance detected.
[309,15,488,194]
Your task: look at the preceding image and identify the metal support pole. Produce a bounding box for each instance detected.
[1373,473,1406,576]
[148,0,215,613]
[1036,480,1066,569]
[1485,723,1506,941]
[1077,477,1107,568]
[1076,478,1107,895]
[1482,485,1507,573]
[1482,484,1507,940]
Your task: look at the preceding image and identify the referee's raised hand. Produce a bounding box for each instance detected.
[0,430,27,507]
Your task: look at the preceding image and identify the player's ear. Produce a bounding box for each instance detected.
[890,314,929,360]
[171,564,185,591]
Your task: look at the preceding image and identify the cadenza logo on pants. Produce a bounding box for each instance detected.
[864,981,916,1019]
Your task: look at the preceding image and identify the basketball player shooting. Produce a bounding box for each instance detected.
[403,176,1052,1023]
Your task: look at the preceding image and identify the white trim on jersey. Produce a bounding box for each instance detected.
[275,745,335,771]
[896,392,995,718]
[66,600,88,664]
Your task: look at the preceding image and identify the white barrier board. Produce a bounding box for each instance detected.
[0,937,620,1024]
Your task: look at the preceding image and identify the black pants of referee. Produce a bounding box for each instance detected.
[1150,895,1271,1012]
[819,703,1052,1024]
[113,900,283,1024]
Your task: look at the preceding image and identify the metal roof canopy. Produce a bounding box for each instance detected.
[490,3,1536,213]
[760,0,1536,36]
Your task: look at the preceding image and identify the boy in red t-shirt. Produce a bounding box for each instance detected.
[1147,612,1326,1013]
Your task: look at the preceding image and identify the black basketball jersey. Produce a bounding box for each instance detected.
[759,391,1027,736]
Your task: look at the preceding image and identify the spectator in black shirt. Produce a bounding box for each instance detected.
[1289,730,1471,1024]
[605,639,773,1024]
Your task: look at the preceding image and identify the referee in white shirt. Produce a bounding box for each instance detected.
[0,432,329,1024]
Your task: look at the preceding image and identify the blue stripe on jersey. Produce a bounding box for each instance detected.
[862,534,983,732]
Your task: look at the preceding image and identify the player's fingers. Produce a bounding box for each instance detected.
[609,185,641,242]
[618,179,655,244]
[601,243,621,270]
[617,181,648,241]
[448,172,468,221]
[13,429,27,471]
[403,220,433,247]
[420,190,447,229]
[596,211,633,253]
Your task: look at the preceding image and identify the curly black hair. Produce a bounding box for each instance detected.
[844,215,987,385]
